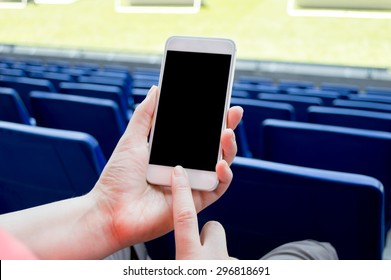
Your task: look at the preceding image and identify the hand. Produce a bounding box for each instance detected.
[172,166,231,259]
[91,86,243,252]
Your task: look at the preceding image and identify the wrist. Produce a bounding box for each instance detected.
[79,188,122,258]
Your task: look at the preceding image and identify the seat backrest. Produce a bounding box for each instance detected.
[321,82,359,95]
[230,98,295,158]
[231,89,250,99]
[60,67,88,78]
[262,119,391,229]
[91,70,130,80]
[234,120,252,158]
[78,75,130,95]
[236,75,273,86]
[59,82,129,121]
[0,87,31,124]
[308,106,391,132]
[348,93,391,104]
[131,88,149,107]
[0,75,55,115]
[278,79,314,92]
[0,121,106,214]
[258,93,322,122]
[233,83,280,99]
[288,88,341,106]
[0,68,25,77]
[366,86,391,96]
[28,72,74,92]
[146,157,384,260]
[132,73,159,84]
[132,79,157,93]
[204,157,384,260]
[30,91,126,160]
[333,99,391,113]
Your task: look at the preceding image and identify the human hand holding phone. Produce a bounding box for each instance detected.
[172,165,232,259]
[93,85,243,252]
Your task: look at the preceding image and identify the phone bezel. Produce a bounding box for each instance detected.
[146,36,236,191]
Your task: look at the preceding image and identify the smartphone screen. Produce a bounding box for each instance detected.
[149,50,232,172]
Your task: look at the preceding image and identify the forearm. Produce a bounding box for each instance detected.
[0,192,117,259]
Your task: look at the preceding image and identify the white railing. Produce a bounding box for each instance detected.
[0,0,27,9]
[115,0,201,14]
[288,0,391,19]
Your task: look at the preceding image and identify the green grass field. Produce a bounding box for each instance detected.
[0,0,390,69]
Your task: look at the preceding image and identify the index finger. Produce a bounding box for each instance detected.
[172,166,201,257]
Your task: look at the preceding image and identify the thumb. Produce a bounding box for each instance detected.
[124,86,157,146]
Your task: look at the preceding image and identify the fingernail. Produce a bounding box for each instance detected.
[238,106,244,117]
[147,85,157,97]
[174,165,184,176]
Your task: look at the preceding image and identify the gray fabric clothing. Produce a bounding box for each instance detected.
[260,240,338,260]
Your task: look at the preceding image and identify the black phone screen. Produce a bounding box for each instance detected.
[149,50,232,171]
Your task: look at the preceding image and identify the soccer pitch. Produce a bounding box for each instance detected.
[0,0,390,69]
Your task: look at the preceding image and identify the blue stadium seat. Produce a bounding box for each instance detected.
[78,76,131,107]
[261,119,391,229]
[230,98,295,158]
[333,99,391,113]
[132,79,157,90]
[278,79,314,92]
[78,75,130,95]
[234,120,252,158]
[366,86,391,96]
[0,121,106,214]
[9,62,27,71]
[60,68,89,78]
[0,75,55,115]
[308,106,391,132]
[132,67,160,77]
[28,72,74,92]
[24,65,46,73]
[258,93,322,122]
[146,157,384,260]
[0,87,31,125]
[46,60,71,70]
[132,73,159,84]
[321,82,360,95]
[131,74,158,94]
[236,75,273,86]
[73,62,99,71]
[102,64,131,73]
[91,69,130,81]
[287,88,341,106]
[205,157,384,260]
[0,68,25,77]
[131,88,149,107]
[231,90,250,99]
[348,94,391,104]
[233,83,280,99]
[30,91,127,160]
[22,59,44,67]
[59,82,130,121]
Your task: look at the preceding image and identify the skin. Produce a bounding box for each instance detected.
[172,165,232,259]
[0,86,243,260]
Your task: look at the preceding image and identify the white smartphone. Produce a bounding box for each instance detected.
[146,36,236,191]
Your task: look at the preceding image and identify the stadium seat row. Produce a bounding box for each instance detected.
[0,58,390,259]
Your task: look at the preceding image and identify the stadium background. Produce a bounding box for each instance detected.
[1,0,391,69]
[1,0,391,260]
